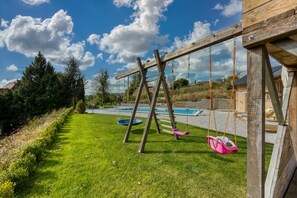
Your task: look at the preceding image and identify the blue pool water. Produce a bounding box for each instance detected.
[118,107,201,116]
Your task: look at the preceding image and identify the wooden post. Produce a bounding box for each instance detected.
[136,58,161,134]
[263,46,285,125]
[265,71,295,198]
[123,74,144,143]
[139,67,163,153]
[289,71,297,158]
[154,50,177,139]
[139,50,177,153]
[247,46,265,198]
[123,58,161,143]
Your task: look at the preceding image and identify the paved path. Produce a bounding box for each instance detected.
[87,108,276,143]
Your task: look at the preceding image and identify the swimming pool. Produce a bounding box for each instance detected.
[117,107,201,116]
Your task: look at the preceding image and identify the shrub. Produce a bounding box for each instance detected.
[0,107,73,196]
[0,181,15,198]
[76,100,86,114]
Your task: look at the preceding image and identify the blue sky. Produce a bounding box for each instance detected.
[0,0,243,93]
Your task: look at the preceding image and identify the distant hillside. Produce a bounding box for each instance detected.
[133,78,233,104]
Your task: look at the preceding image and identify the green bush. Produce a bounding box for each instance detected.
[0,107,73,197]
[0,181,15,198]
[76,100,86,114]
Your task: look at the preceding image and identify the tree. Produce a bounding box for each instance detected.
[62,58,85,107]
[16,52,64,117]
[93,69,110,105]
[128,73,141,97]
[173,78,189,89]
[0,90,25,135]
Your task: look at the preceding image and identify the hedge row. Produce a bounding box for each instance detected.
[0,107,73,198]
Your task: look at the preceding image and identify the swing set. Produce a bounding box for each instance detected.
[115,27,241,154]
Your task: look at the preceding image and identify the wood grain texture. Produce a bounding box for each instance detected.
[243,0,271,14]
[263,47,285,125]
[289,72,297,158]
[243,0,297,28]
[247,46,265,198]
[266,43,297,67]
[243,13,297,48]
[265,72,295,198]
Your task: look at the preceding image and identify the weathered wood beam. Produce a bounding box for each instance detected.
[289,72,297,158]
[123,58,161,143]
[265,71,294,198]
[266,43,297,67]
[266,38,297,68]
[243,9,297,48]
[272,38,297,57]
[139,51,165,153]
[263,47,285,125]
[116,23,242,79]
[247,46,265,198]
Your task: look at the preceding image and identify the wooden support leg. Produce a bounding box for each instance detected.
[289,71,297,159]
[265,71,295,198]
[136,58,161,134]
[247,46,265,198]
[263,46,284,125]
[123,76,145,143]
[139,72,163,153]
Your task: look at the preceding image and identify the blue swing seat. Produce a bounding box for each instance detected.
[117,119,143,126]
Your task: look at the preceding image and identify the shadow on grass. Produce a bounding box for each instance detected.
[131,129,157,134]
[145,150,215,155]
[16,166,59,196]
[209,153,235,163]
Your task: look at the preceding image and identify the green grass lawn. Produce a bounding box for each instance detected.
[16,113,273,197]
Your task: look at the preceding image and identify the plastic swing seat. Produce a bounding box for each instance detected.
[117,119,143,126]
[206,136,238,155]
[172,128,190,136]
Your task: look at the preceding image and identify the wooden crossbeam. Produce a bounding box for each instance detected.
[272,38,297,56]
[243,9,297,48]
[115,23,242,80]
[267,38,297,68]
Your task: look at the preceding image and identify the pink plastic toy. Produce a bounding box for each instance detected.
[172,128,190,136]
[206,136,238,154]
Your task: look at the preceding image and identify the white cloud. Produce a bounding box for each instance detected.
[214,19,219,26]
[6,64,18,71]
[22,0,50,6]
[0,10,95,70]
[97,53,103,60]
[87,34,100,46]
[1,19,8,28]
[213,0,242,17]
[165,21,246,82]
[100,0,173,65]
[113,0,134,7]
[172,21,212,50]
[213,4,223,10]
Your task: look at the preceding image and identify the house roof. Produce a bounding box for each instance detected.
[0,81,18,90]
[234,65,282,86]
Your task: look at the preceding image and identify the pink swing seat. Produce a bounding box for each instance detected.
[172,128,190,136]
[206,136,238,155]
